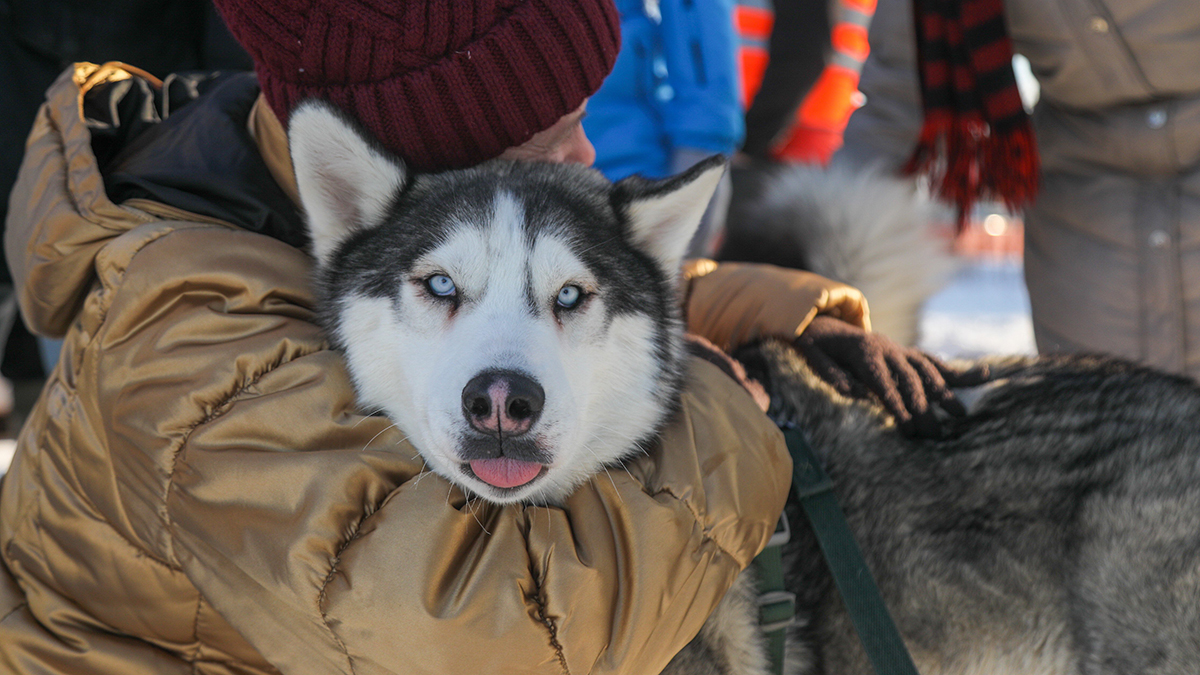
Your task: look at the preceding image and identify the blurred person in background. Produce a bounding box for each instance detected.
[735,0,875,168]
[833,0,1200,378]
[584,0,744,257]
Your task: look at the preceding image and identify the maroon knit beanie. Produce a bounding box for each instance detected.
[212,0,620,172]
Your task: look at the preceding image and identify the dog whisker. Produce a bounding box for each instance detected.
[461,493,492,535]
[360,422,398,452]
[610,457,638,484]
[351,408,387,428]
[389,436,413,453]
[581,442,624,505]
[411,467,434,488]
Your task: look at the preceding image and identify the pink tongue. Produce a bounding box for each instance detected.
[469,458,543,488]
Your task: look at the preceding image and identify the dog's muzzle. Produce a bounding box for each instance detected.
[459,369,549,489]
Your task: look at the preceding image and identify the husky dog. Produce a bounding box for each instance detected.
[288,100,717,505]
[289,99,1200,675]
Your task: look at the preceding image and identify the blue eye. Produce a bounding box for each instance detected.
[427,274,457,297]
[557,285,583,309]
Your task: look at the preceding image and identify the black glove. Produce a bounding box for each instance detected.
[793,316,991,437]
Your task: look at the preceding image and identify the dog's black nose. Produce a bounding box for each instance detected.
[462,370,545,436]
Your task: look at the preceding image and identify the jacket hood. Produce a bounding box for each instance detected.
[5,63,306,337]
[102,72,305,246]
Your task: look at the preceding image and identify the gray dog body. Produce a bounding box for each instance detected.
[669,343,1200,675]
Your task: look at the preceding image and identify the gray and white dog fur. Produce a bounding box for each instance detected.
[290,100,715,506]
[289,100,1200,675]
[720,163,956,346]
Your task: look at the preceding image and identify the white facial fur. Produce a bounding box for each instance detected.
[290,100,725,504]
[333,192,679,503]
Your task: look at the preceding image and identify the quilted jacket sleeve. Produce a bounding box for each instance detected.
[682,258,871,353]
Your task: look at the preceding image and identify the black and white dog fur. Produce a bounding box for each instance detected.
[290,100,1200,675]
[290,101,708,505]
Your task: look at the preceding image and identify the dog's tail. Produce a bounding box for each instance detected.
[721,163,957,346]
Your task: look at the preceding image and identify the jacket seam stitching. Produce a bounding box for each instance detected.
[317,515,366,674]
[0,599,27,624]
[525,539,571,675]
[649,486,740,562]
[11,410,179,571]
[85,219,285,566]
[23,223,244,573]
[164,345,326,567]
[162,344,351,672]
[77,253,190,571]
[191,591,205,665]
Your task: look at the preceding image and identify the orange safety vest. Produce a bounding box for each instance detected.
[735,0,774,108]
[735,0,877,165]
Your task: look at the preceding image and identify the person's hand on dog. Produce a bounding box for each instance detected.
[681,258,990,436]
[794,316,991,437]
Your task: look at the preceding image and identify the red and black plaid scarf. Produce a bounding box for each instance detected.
[904,0,1039,230]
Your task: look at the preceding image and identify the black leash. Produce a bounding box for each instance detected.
[752,426,920,675]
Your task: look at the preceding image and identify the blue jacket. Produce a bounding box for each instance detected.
[584,0,743,180]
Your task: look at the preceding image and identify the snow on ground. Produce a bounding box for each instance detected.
[918,256,1036,361]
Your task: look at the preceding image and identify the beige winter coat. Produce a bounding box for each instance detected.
[0,63,863,674]
[835,0,1200,376]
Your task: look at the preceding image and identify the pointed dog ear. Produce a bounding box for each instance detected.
[288,100,408,264]
[611,156,727,276]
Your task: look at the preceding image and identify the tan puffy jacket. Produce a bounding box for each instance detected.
[0,63,862,675]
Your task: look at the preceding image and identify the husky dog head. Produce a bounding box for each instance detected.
[289,100,725,504]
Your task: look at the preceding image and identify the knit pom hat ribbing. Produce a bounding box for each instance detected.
[213,0,620,171]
